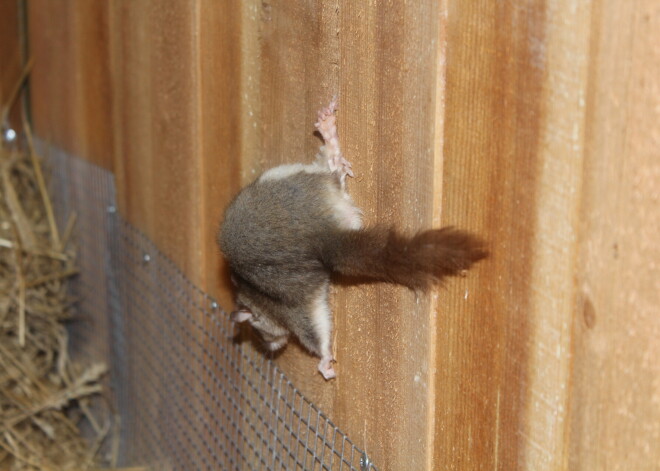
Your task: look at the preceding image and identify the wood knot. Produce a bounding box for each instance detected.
[581,294,597,329]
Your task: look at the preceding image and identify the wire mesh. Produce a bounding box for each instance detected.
[39,140,378,471]
[45,141,115,365]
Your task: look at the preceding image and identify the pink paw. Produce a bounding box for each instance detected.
[318,356,336,380]
[315,96,338,124]
[314,97,354,181]
[314,97,338,142]
[331,155,354,179]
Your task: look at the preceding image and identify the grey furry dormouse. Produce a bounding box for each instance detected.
[219,98,487,380]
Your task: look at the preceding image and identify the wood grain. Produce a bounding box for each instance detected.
[336,3,442,469]
[107,11,243,466]
[0,0,23,130]
[438,1,660,469]
[242,0,341,427]
[24,0,660,469]
[29,0,114,170]
[29,0,241,305]
[241,2,444,468]
[438,0,597,468]
[109,0,202,283]
[197,0,242,305]
[437,1,551,468]
[569,1,660,468]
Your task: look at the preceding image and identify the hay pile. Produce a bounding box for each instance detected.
[1,64,115,470]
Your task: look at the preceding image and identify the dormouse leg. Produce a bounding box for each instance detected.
[318,356,336,380]
[309,283,337,380]
[315,97,354,185]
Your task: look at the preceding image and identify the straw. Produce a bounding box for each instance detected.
[1,60,117,471]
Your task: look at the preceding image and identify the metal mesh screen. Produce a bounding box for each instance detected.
[40,140,378,471]
[45,143,115,365]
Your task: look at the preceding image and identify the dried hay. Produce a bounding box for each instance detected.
[1,63,116,470]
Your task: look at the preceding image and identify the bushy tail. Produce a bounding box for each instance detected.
[321,226,487,290]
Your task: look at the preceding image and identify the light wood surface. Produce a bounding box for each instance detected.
[25,1,660,469]
[438,1,660,469]
[569,1,660,469]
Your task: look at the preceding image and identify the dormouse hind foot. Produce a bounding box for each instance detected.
[315,97,354,183]
[318,356,336,380]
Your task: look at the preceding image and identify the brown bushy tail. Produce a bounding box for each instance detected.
[321,226,487,290]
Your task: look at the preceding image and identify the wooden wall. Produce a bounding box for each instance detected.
[0,0,23,128]
[18,0,660,469]
[27,0,241,304]
[568,2,660,468]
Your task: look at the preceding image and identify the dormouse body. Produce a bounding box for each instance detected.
[219,99,486,379]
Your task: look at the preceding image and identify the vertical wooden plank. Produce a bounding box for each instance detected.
[437,2,544,468]
[108,9,205,464]
[197,0,242,306]
[28,0,114,170]
[243,1,443,468]
[516,2,592,465]
[337,3,442,469]
[0,0,23,128]
[569,1,660,468]
[28,1,74,149]
[241,0,341,417]
[108,4,243,467]
[429,6,448,470]
[110,1,201,281]
[436,1,592,469]
[196,7,244,465]
[107,0,240,305]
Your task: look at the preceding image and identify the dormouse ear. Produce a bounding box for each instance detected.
[230,309,252,323]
